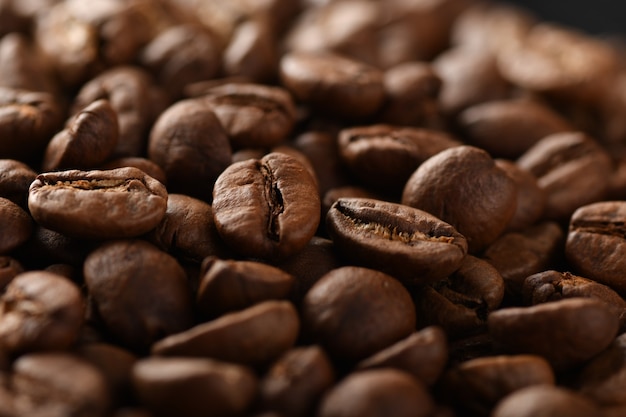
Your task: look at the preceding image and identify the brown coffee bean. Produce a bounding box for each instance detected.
[337,125,460,192]
[402,145,517,253]
[0,256,22,292]
[356,326,448,386]
[0,159,37,208]
[197,83,297,149]
[577,333,626,406]
[152,300,299,368]
[0,87,63,162]
[84,240,193,352]
[148,98,232,200]
[415,255,504,339]
[132,357,257,417]
[491,385,601,417]
[72,66,157,158]
[566,201,626,296]
[12,353,110,417]
[441,355,555,416]
[488,298,619,370]
[212,152,320,261]
[0,197,32,254]
[140,24,222,99]
[302,266,416,362]
[0,271,83,355]
[223,18,278,83]
[317,369,434,417]
[197,257,294,318]
[0,32,57,93]
[459,99,572,159]
[42,99,119,172]
[523,271,626,330]
[280,51,385,119]
[482,221,564,297]
[517,132,612,221]
[259,346,335,417]
[28,168,168,240]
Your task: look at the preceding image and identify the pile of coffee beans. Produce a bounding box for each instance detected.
[3,0,626,416]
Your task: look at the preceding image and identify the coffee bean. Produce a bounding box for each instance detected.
[213,152,320,261]
[577,333,626,406]
[491,385,601,417]
[0,159,37,208]
[29,168,168,239]
[326,198,467,285]
[0,256,22,291]
[0,197,32,254]
[302,266,416,362]
[223,18,278,83]
[0,32,57,93]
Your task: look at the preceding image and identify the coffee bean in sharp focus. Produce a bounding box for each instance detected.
[212,152,320,261]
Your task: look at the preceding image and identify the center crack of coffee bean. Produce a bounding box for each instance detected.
[46,179,144,192]
[260,164,284,242]
[349,217,454,245]
[571,220,626,237]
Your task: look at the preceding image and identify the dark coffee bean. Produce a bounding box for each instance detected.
[0,271,84,355]
[327,198,467,285]
[14,225,96,269]
[0,159,37,208]
[0,197,32,254]
[0,87,63,161]
[148,98,232,200]
[302,266,416,362]
[317,369,434,417]
[488,298,619,370]
[84,240,193,352]
[29,168,168,239]
[132,357,257,417]
[441,355,554,417]
[566,201,626,295]
[577,333,626,406]
[42,99,119,172]
[197,257,294,318]
[356,326,448,386]
[213,152,320,261]
[223,18,278,83]
[0,32,57,93]
[517,132,612,221]
[0,256,22,291]
[259,346,335,417]
[491,385,601,417]
[152,301,299,368]
[523,270,626,330]
[280,51,385,119]
[402,145,517,253]
[100,157,167,186]
[197,83,297,149]
[414,255,504,339]
[482,221,564,298]
[12,353,110,417]
[337,125,460,192]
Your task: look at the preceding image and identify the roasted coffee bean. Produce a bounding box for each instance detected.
[491,385,601,417]
[337,125,460,192]
[72,66,157,158]
[566,201,626,295]
[0,197,32,254]
[84,240,193,352]
[0,159,37,208]
[302,266,416,362]
[441,355,554,417]
[212,152,320,261]
[414,255,504,339]
[458,99,571,159]
[12,352,110,417]
[140,24,222,99]
[132,357,257,417]
[152,300,299,368]
[523,271,626,330]
[317,369,434,417]
[0,87,63,162]
[482,221,564,297]
[356,326,448,386]
[280,51,385,119]
[223,18,278,83]
[148,98,231,200]
[402,145,517,253]
[29,168,168,240]
[259,345,335,417]
[0,271,83,355]
[148,194,227,264]
[517,132,612,221]
[0,256,22,291]
[0,32,57,93]
[488,298,619,370]
[326,198,467,285]
[197,257,294,318]
[42,99,119,172]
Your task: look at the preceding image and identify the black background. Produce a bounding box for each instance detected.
[504,0,626,36]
